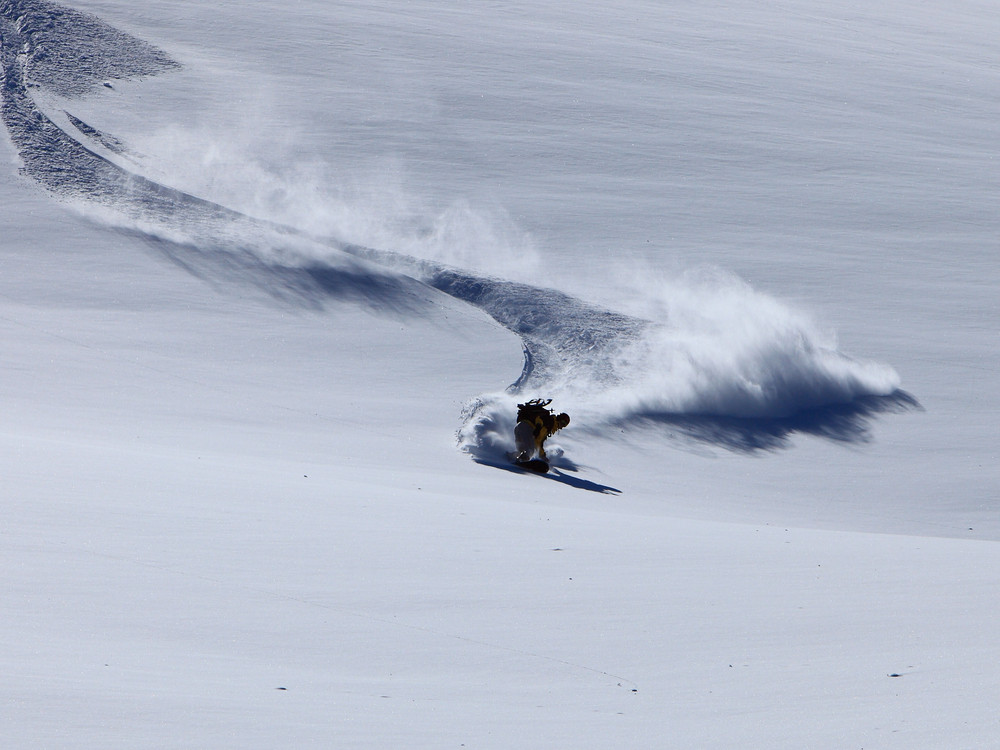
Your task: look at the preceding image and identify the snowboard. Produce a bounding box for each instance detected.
[514,457,550,474]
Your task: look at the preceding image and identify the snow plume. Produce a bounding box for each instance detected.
[579,267,902,420]
[128,123,541,282]
[2,0,537,281]
[458,266,911,456]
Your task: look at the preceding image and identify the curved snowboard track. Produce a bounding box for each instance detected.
[0,0,916,457]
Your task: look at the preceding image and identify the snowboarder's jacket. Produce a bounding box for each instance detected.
[515,399,570,460]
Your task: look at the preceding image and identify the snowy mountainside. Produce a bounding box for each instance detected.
[5,1,1000,748]
[0,0,914,468]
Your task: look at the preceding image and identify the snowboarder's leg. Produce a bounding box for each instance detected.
[535,429,550,461]
[514,420,535,462]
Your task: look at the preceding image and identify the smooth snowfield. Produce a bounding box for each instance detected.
[3,0,999,747]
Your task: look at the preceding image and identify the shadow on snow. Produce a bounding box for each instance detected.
[620,390,922,454]
[470,456,622,495]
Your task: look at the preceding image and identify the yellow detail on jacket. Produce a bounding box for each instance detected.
[514,399,570,462]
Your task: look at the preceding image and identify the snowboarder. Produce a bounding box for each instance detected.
[514,398,570,470]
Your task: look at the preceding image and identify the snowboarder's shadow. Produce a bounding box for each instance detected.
[472,456,622,495]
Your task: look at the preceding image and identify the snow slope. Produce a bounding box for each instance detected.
[3,1,999,747]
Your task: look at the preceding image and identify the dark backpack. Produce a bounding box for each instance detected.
[517,398,555,433]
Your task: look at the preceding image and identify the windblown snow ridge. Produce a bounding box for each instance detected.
[64,111,127,154]
[0,0,916,453]
[1,0,230,220]
[0,0,179,98]
[341,245,645,388]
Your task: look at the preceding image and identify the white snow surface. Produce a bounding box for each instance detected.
[2,1,998,747]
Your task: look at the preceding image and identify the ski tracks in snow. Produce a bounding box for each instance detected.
[0,0,917,461]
